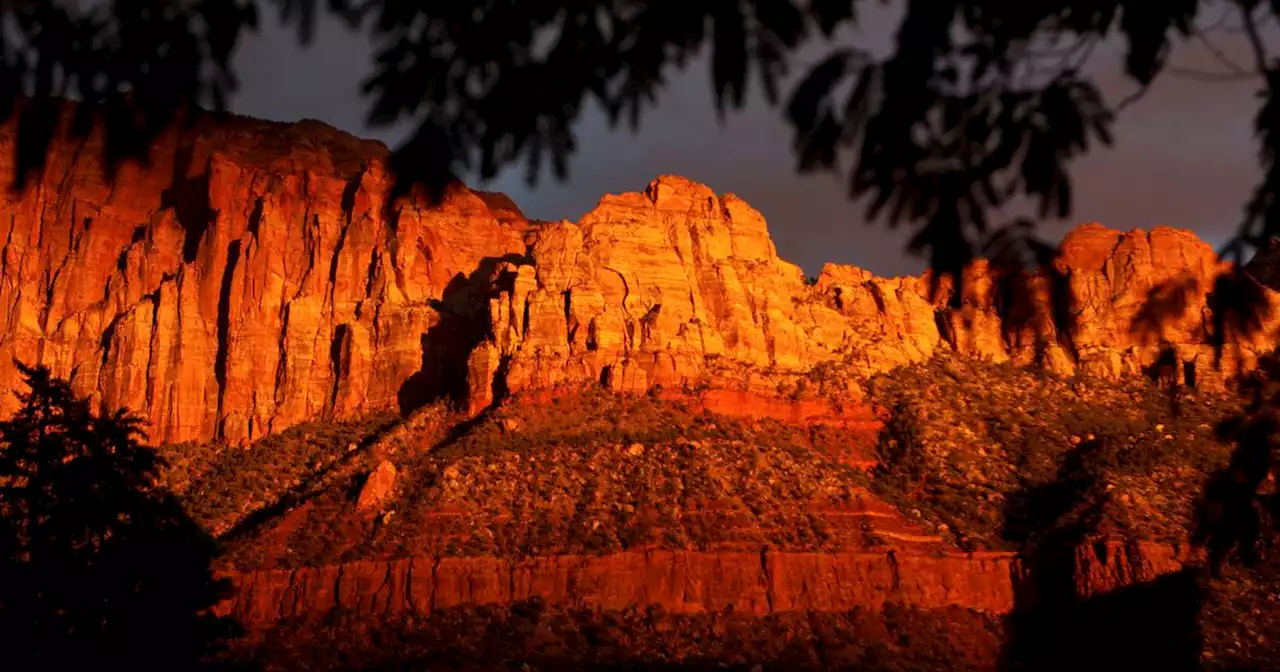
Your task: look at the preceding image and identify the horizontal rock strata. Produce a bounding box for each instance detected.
[214,540,1200,628]
[214,549,1021,627]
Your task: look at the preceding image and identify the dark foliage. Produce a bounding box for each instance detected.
[221,600,1001,671]
[1001,565,1205,672]
[6,1,1277,290]
[1001,439,1202,671]
[1194,348,1280,574]
[0,362,241,671]
[0,1,260,189]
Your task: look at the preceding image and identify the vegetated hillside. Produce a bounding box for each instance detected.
[202,387,904,571]
[158,412,401,538]
[167,354,1280,669]
[165,353,1244,570]
[1200,562,1280,670]
[866,353,1280,670]
[867,353,1240,553]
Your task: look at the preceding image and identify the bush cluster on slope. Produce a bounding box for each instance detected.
[216,388,878,569]
[866,353,1240,551]
[158,413,399,536]
[166,353,1244,567]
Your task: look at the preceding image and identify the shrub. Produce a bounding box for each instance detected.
[866,353,1239,550]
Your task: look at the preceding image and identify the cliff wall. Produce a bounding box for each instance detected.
[214,549,1021,627]
[1,106,1274,445]
[213,540,1198,628]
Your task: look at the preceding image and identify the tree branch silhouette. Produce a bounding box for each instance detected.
[4,0,1270,297]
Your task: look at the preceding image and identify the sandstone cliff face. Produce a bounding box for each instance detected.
[479,188,1280,410]
[0,109,1273,444]
[213,539,1199,628]
[0,108,527,444]
[214,549,1021,627]
[1071,539,1202,598]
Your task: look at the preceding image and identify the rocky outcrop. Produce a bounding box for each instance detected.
[213,549,1021,628]
[213,539,1202,629]
[355,460,397,513]
[1071,538,1202,598]
[485,206,1280,408]
[0,105,528,445]
[0,105,1273,445]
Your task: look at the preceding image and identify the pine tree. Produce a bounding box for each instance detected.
[0,362,239,670]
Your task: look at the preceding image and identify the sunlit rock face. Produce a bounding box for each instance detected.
[0,106,1272,444]
[485,192,1279,413]
[0,108,526,445]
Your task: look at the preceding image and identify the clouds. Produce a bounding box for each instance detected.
[228,9,1265,277]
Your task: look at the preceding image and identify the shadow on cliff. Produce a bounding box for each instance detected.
[208,258,539,551]
[396,253,525,417]
[951,221,1079,366]
[215,248,531,550]
[1128,275,1203,416]
[1131,265,1279,574]
[0,362,250,671]
[993,260,1280,671]
[1192,345,1280,578]
[998,437,1205,671]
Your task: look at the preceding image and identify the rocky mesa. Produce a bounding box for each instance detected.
[0,104,1276,449]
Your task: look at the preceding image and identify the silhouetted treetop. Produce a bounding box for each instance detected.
[0,362,238,670]
[3,1,1280,280]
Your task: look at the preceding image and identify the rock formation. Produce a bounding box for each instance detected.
[214,549,1023,627]
[487,210,1278,408]
[212,540,1199,628]
[0,103,1274,446]
[0,105,526,445]
[355,460,397,513]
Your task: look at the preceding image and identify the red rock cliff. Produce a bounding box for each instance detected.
[212,540,1200,628]
[213,549,1022,627]
[0,107,1274,444]
[0,107,529,444]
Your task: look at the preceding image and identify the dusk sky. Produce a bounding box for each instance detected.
[228,6,1267,277]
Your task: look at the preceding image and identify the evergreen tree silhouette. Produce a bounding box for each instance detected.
[0,362,240,671]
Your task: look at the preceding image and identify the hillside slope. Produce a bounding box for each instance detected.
[170,359,1266,670]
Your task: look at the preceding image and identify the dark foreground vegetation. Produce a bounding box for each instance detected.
[219,600,1002,672]
[0,364,239,670]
